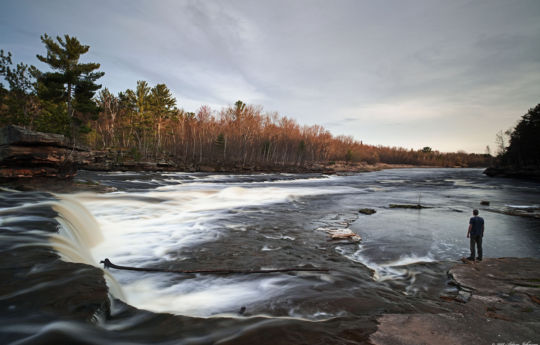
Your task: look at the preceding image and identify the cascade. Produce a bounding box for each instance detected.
[49,194,126,301]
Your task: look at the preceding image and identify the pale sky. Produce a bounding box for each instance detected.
[2,0,539,153]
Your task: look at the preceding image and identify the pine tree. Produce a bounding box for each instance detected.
[150,83,176,151]
[36,34,104,122]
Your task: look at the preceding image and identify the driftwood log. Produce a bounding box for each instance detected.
[100,258,329,274]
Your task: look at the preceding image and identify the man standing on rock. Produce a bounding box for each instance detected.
[467,209,484,261]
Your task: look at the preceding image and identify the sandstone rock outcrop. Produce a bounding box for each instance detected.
[0,125,91,179]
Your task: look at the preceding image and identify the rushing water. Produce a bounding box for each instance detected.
[1,168,539,344]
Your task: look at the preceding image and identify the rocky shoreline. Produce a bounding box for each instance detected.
[4,229,539,345]
[371,258,540,345]
[484,166,540,180]
[0,125,434,186]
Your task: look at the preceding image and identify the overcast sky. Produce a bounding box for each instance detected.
[2,0,539,152]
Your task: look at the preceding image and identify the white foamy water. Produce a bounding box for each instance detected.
[50,195,126,300]
[120,273,301,317]
[72,178,356,317]
[82,183,355,262]
[337,244,435,283]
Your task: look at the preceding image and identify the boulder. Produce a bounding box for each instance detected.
[0,124,70,147]
[326,229,362,242]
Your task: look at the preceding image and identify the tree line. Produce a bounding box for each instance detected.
[496,103,540,168]
[1,34,492,169]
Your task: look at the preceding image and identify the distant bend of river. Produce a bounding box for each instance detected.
[1,168,539,344]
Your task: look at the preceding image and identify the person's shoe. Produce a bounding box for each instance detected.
[476,257,482,261]
[466,257,475,261]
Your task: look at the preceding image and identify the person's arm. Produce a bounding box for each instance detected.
[467,224,472,238]
[481,224,484,237]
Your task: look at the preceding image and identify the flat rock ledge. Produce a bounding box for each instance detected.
[371,258,540,345]
[0,125,91,179]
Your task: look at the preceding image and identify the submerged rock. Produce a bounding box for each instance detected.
[359,208,376,215]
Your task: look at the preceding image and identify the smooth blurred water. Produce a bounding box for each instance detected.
[2,168,539,344]
[73,168,540,317]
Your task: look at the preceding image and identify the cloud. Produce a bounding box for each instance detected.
[2,0,540,152]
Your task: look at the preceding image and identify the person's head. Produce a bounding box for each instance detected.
[473,209,479,216]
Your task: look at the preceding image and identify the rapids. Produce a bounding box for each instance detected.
[1,168,540,344]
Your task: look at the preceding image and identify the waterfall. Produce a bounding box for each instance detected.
[49,194,126,301]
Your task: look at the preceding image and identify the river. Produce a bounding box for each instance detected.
[1,168,539,344]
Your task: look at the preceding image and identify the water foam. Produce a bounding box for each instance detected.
[120,274,301,317]
[338,245,435,283]
[72,179,355,316]
[49,195,125,300]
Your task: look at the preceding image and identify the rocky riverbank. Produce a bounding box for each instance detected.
[484,166,540,181]
[371,258,540,345]
[0,125,429,183]
[0,125,91,180]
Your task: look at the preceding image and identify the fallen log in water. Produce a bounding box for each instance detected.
[100,258,329,274]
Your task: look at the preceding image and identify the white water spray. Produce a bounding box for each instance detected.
[49,194,125,300]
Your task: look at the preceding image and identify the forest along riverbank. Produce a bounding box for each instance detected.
[1,168,539,344]
[0,125,489,184]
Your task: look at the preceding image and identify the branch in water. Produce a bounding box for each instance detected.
[100,258,329,274]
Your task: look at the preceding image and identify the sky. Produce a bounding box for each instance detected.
[1,0,539,153]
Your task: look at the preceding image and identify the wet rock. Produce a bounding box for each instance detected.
[371,258,540,344]
[359,208,376,215]
[0,238,110,323]
[449,257,540,325]
[480,200,490,206]
[454,290,471,303]
[449,257,540,295]
[370,313,539,345]
[326,229,362,242]
[439,295,455,302]
[486,206,540,219]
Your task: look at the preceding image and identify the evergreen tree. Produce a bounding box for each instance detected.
[36,34,104,121]
[150,83,176,151]
[0,50,39,127]
[502,103,540,167]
